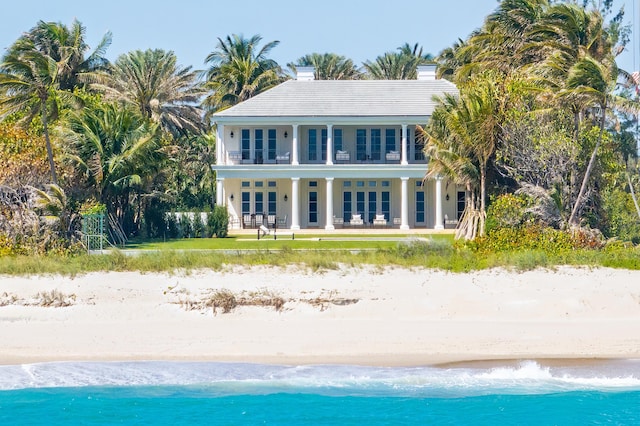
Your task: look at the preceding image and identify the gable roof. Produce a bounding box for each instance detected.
[212,79,457,121]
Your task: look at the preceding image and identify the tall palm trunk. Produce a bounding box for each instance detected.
[479,162,487,237]
[40,100,58,185]
[568,102,606,226]
[627,170,640,220]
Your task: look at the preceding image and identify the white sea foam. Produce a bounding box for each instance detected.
[1,360,639,396]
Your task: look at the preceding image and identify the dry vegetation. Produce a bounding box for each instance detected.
[173,287,359,315]
[0,290,76,307]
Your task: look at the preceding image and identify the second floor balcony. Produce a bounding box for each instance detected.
[219,125,427,167]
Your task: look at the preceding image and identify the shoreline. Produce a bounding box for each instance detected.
[1,266,640,367]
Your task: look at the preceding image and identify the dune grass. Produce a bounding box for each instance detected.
[1,238,639,276]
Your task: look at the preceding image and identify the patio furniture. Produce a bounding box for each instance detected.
[254,213,264,227]
[335,150,350,162]
[333,216,344,228]
[257,225,271,240]
[276,215,287,228]
[350,214,364,226]
[267,214,277,228]
[242,214,252,229]
[276,152,290,164]
[385,151,401,162]
[228,151,242,163]
[373,214,387,227]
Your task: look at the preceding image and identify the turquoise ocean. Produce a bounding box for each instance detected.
[1,360,639,425]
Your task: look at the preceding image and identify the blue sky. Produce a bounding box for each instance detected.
[0,0,637,73]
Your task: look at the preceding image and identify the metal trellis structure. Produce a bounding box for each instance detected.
[82,213,107,253]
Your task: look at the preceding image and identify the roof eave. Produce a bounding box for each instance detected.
[213,115,431,126]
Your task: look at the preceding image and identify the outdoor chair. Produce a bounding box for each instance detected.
[350,214,364,226]
[254,214,264,227]
[276,152,290,164]
[335,150,350,162]
[267,214,277,228]
[258,224,270,240]
[385,151,401,162]
[373,214,387,227]
[277,215,287,228]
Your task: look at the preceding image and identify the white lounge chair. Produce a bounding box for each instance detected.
[258,224,271,240]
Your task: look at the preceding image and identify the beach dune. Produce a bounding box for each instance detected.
[1,266,639,366]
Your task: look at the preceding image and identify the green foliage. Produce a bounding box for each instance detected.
[485,193,531,233]
[601,186,640,243]
[192,212,205,238]
[166,214,179,239]
[475,225,574,253]
[142,201,168,239]
[0,122,51,187]
[81,203,107,216]
[207,206,229,238]
[203,34,283,113]
[177,214,192,238]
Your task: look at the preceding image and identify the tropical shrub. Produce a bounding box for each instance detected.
[207,206,229,238]
[600,187,640,243]
[177,214,193,238]
[192,212,205,238]
[166,214,179,239]
[485,193,531,233]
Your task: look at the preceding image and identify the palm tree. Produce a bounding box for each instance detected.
[436,38,472,81]
[564,55,633,225]
[60,102,164,236]
[423,72,517,238]
[398,42,434,64]
[528,3,635,225]
[86,49,205,136]
[442,0,547,82]
[0,20,111,185]
[0,45,59,184]
[364,42,435,80]
[29,19,112,91]
[287,53,361,80]
[363,52,419,80]
[34,183,81,242]
[203,34,282,113]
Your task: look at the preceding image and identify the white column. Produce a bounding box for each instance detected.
[401,124,408,165]
[325,177,334,230]
[400,177,410,230]
[326,124,333,165]
[292,124,299,165]
[216,179,224,206]
[434,176,444,230]
[215,124,224,165]
[291,177,300,230]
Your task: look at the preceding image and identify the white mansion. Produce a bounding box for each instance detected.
[212,65,463,230]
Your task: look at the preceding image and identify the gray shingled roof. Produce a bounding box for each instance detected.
[213,79,457,119]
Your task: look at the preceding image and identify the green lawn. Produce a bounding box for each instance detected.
[125,233,455,251]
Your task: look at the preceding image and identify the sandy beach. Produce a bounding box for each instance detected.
[1,266,639,366]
